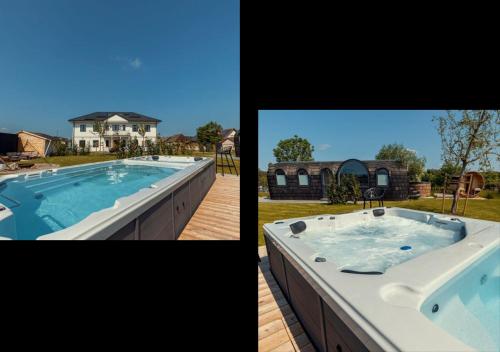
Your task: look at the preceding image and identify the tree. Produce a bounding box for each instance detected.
[273,135,314,162]
[258,169,268,191]
[92,120,109,152]
[327,174,361,204]
[375,143,426,181]
[434,110,499,214]
[137,124,147,150]
[421,161,462,188]
[128,137,142,157]
[196,121,223,152]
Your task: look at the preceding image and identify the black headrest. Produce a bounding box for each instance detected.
[290,221,307,234]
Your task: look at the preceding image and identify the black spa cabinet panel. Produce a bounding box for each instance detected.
[189,173,203,214]
[173,182,191,238]
[108,220,136,240]
[208,162,216,183]
[138,194,175,240]
[264,235,289,299]
[199,167,213,198]
[322,301,368,352]
[284,258,326,351]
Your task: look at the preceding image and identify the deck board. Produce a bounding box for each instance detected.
[178,174,239,240]
[259,248,317,352]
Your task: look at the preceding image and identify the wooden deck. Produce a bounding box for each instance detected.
[179,174,239,240]
[259,247,316,352]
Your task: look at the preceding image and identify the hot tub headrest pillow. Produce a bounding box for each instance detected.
[290,221,307,234]
[373,209,385,217]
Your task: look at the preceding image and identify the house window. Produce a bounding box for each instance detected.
[79,140,86,148]
[80,124,86,132]
[276,169,286,186]
[122,125,126,131]
[105,140,110,147]
[112,125,119,131]
[376,168,389,187]
[298,169,309,186]
[92,140,99,148]
[132,125,138,132]
[145,125,151,132]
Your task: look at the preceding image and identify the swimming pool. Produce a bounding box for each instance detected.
[263,207,499,351]
[0,156,215,240]
[421,246,499,351]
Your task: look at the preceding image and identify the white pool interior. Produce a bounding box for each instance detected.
[302,215,464,273]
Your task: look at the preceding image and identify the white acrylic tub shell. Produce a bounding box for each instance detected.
[263,207,500,352]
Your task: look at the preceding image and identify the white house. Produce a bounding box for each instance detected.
[69,112,161,152]
[221,128,237,149]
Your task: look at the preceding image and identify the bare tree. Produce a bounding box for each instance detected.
[434,110,499,213]
[92,120,109,152]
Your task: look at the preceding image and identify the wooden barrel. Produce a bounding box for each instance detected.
[459,172,485,198]
[409,182,431,197]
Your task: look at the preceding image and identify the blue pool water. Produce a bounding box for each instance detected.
[421,246,500,352]
[0,163,177,239]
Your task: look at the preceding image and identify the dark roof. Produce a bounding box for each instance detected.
[221,128,236,139]
[20,131,68,141]
[68,112,161,123]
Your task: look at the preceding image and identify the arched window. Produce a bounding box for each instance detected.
[297,169,309,186]
[376,168,389,187]
[337,159,369,185]
[275,169,286,186]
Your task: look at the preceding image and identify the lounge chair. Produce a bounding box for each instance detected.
[363,187,385,209]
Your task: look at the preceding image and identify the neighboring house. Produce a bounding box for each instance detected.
[164,134,200,151]
[267,159,409,201]
[17,131,67,157]
[69,112,161,152]
[234,129,240,157]
[221,128,237,149]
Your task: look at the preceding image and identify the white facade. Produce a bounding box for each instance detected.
[221,129,237,149]
[71,114,159,152]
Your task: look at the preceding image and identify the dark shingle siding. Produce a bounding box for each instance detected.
[267,160,408,200]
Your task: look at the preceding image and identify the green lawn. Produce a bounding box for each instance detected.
[30,152,240,174]
[31,154,116,167]
[258,197,500,246]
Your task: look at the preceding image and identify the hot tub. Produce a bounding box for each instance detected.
[0,156,215,240]
[263,207,499,351]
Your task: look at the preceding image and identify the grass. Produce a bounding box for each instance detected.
[31,153,116,167]
[258,197,500,246]
[30,152,240,175]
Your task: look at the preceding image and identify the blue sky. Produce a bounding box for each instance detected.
[259,110,499,171]
[0,0,239,137]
